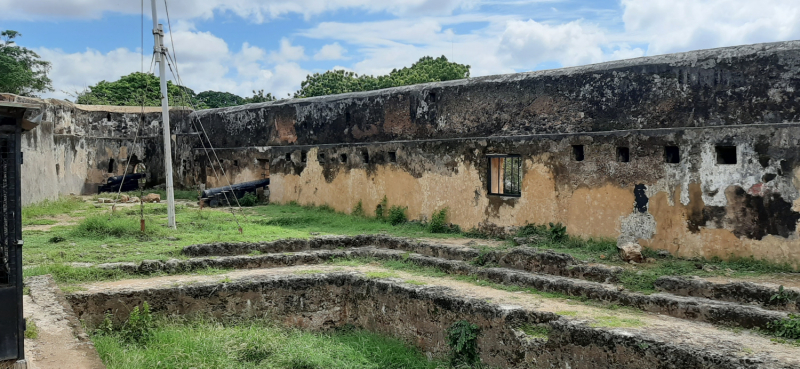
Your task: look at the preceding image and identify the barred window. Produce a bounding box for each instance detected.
[488,155,522,196]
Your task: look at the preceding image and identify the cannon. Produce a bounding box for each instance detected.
[98,173,146,193]
[201,178,269,207]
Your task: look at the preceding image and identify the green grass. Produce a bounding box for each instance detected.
[22,196,88,225]
[22,200,468,269]
[365,271,400,279]
[518,324,549,340]
[590,316,644,329]
[24,318,38,339]
[24,218,58,226]
[23,263,230,285]
[92,317,446,369]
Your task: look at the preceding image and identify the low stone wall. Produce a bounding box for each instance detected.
[98,246,787,330]
[66,273,774,369]
[655,276,800,312]
[181,235,622,283]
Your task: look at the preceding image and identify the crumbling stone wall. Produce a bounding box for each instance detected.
[176,41,800,269]
[1,94,189,204]
[67,273,771,369]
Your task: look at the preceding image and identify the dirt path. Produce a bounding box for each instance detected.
[79,264,800,366]
[24,276,105,369]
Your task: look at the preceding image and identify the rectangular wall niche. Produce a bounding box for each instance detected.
[665,146,680,163]
[616,147,630,163]
[488,155,522,197]
[339,153,347,163]
[716,145,737,165]
[388,151,397,163]
[572,145,585,162]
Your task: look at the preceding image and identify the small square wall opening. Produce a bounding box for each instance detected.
[301,151,307,163]
[285,153,291,162]
[339,153,348,163]
[616,147,630,163]
[318,152,326,162]
[665,146,680,164]
[716,146,737,165]
[572,145,585,162]
[362,151,370,164]
[388,151,397,163]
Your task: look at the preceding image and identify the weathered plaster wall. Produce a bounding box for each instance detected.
[176,40,800,268]
[260,125,800,268]
[1,94,189,205]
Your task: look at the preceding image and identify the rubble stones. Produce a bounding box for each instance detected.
[142,193,161,203]
[618,242,645,263]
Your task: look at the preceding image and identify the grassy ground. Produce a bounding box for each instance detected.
[21,197,464,283]
[21,196,798,294]
[92,317,447,369]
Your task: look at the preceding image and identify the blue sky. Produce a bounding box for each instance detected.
[2,0,798,100]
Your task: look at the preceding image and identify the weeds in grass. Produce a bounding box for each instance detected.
[72,214,161,239]
[374,196,388,220]
[769,314,800,340]
[429,208,455,234]
[48,236,66,243]
[387,205,407,226]
[122,302,154,344]
[238,192,259,207]
[516,222,567,243]
[352,200,365,217]
[24,318,38,339]
[447,320,481,367]
[769,285,795,306]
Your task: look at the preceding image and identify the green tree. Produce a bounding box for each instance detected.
[244,89,276,104]
[196,90,246,109]
[0,30,53,97]
[75,72,198,107]
[294,56,469,98]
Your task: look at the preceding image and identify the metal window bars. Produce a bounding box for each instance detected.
[488,155,522,197]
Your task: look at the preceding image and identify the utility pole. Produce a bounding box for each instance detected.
[151,0,176,229]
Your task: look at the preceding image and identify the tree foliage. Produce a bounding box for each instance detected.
[0,30,53,97]
[75,72,198,107]
[294,56,470,98]
[195,90,245,109]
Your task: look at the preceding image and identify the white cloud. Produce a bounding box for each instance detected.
[498,19,607,68]
[314,43,347,61]
[22,0,800,104]
[621,0,800,55]
[269,38,306,63]
[0,0,477,22]
[38,30,310,101]
[37,47,142,98]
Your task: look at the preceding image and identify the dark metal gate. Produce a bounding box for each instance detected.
[0,108,26,362]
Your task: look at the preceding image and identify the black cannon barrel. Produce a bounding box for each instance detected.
[105,173,146,186]
[201,178,269,199]
[98,180,139,193]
